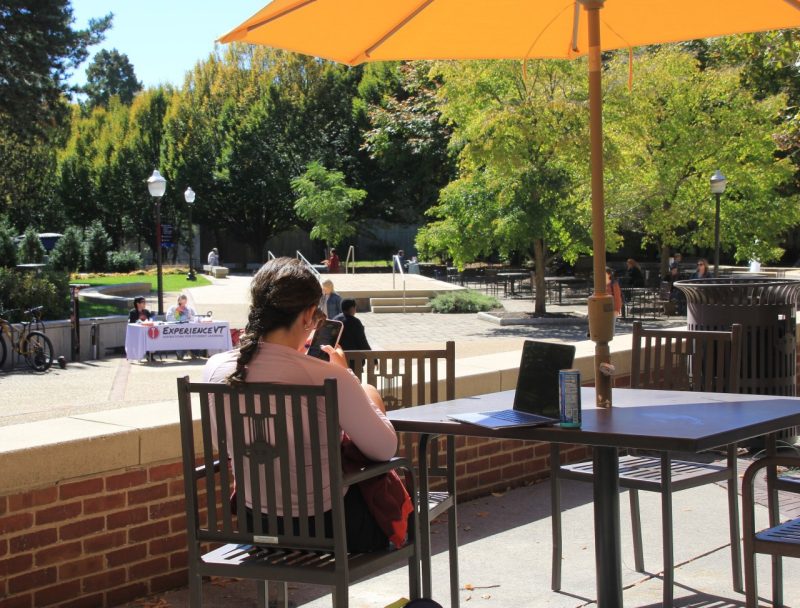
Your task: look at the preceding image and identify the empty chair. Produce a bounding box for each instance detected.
[345,342,458,607]
[742,455,800,608]
[551,322,743,606]
[177,376,421,608]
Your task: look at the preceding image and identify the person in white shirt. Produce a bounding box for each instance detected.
[166,294,198,359]
[203,257,396,552]
[207,247,219,266]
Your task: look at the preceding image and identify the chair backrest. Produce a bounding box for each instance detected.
[345,342,455,460]
[177,376,344,553]
[630,322,742,393]
[344,342,455,411]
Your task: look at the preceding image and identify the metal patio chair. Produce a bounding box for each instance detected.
[177,376,421,608]
[346,342,459,607]
[551,322,743,606]
[742,455,800,608]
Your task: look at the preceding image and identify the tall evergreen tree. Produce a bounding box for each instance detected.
[83,49,142,108]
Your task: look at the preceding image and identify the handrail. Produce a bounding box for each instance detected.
[392,255,406,313]
[296,251,321,280]
[266,250,276,261]
[345,245,355,274]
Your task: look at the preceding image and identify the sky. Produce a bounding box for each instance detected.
[68,0,269,90]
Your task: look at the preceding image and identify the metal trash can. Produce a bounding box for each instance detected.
[675,278,800,396]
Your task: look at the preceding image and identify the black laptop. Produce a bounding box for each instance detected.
[448,340,576,429]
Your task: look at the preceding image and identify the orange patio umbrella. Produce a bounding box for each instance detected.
[220,0,800,409]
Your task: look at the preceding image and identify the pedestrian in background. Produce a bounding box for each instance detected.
[334,299,371,351]
[319,279,342,319]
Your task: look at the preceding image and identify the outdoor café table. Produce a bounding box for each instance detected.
[497,271,529,295]
[387,387,800,607]
[124,320,232,360]
[544,275,583,304]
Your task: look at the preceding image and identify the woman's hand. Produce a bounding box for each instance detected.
[322,345,348,369]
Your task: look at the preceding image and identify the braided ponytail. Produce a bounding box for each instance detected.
[227,258,322,385]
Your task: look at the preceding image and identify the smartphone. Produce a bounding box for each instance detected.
[306,319,343,361]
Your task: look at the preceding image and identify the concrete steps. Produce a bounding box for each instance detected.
[370,296,432,313]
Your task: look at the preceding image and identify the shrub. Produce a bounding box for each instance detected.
[17,227,45,263]
[84,220,112,272]
[0,219,16,268]
[107,250,143,272]
[429,289,500,313]
[0,268,70,322]
[48,226,84,272]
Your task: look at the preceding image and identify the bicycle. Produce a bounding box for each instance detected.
[0,306,55,372]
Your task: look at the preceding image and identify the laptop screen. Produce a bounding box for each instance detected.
[512,340,576,419]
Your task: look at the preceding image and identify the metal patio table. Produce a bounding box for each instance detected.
[388,387,800,607]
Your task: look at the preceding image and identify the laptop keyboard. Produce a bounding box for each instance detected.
[484,410,555,424]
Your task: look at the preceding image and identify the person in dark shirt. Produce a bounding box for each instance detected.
[333,299,371,351]
[128,296,152,324]
[625,258,645,287]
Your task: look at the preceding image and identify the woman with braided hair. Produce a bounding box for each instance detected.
[203,257,397,552]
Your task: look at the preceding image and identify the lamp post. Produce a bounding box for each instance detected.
[147,170,167,315]
[710,170,728,278]
[184,187,196,281]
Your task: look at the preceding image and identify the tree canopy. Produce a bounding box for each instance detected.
[0,0,110,139]
[83,48,142,108]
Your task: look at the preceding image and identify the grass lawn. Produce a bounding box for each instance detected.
[76,273,211,291]
[79,301,127,318]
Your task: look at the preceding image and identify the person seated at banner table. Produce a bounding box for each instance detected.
[166,294,200,360]
[128,296,152,324]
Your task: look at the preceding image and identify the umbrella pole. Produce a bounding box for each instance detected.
[583,0,615,410]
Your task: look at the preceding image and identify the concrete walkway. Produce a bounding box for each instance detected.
[123,477,800,607]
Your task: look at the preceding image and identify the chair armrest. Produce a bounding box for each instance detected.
[742,456,800,534]
[343,456,411,486]
[193,459,221,481]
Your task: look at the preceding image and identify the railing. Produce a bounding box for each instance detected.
[392,254,407,313]
[345,245,356,274]
[296,251,321,280]
[267,250,276,261]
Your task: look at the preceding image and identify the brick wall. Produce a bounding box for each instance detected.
[0,462,190,608]
[0,369,635,608]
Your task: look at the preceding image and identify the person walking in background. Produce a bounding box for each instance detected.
[606,267,624,318]
[394,249,406,272]
[334,299,371,351]
[691,258,713,279]
[625,258,645,287]
[322,248,341,273]
[128,296,152,324]
[207,247,219,267]
[319,279,342,319]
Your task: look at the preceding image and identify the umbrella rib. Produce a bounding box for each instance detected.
[785,0,800,10]
[348,0,436,64]
[523,1,576,63]
[245,0,319,34]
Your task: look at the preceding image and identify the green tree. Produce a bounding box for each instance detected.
[83,220,111,271]
[358,62,455,223]
[48,225,83,272]
[292,161,366,248]
[18,226,45,263]
[0,218,17,267]
[604,47,798,272]
[0,0,110,139]
[83,49,142,108]
[418,59,596,312]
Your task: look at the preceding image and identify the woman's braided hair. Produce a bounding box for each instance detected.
[226,257,322,386]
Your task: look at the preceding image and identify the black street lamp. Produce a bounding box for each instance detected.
[147,170,167,315]
[710,169,728,278]
[184,187,196,281]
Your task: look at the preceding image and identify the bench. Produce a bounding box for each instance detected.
[202,265,229,278]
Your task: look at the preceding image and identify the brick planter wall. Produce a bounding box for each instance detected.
[0,462,191,608]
